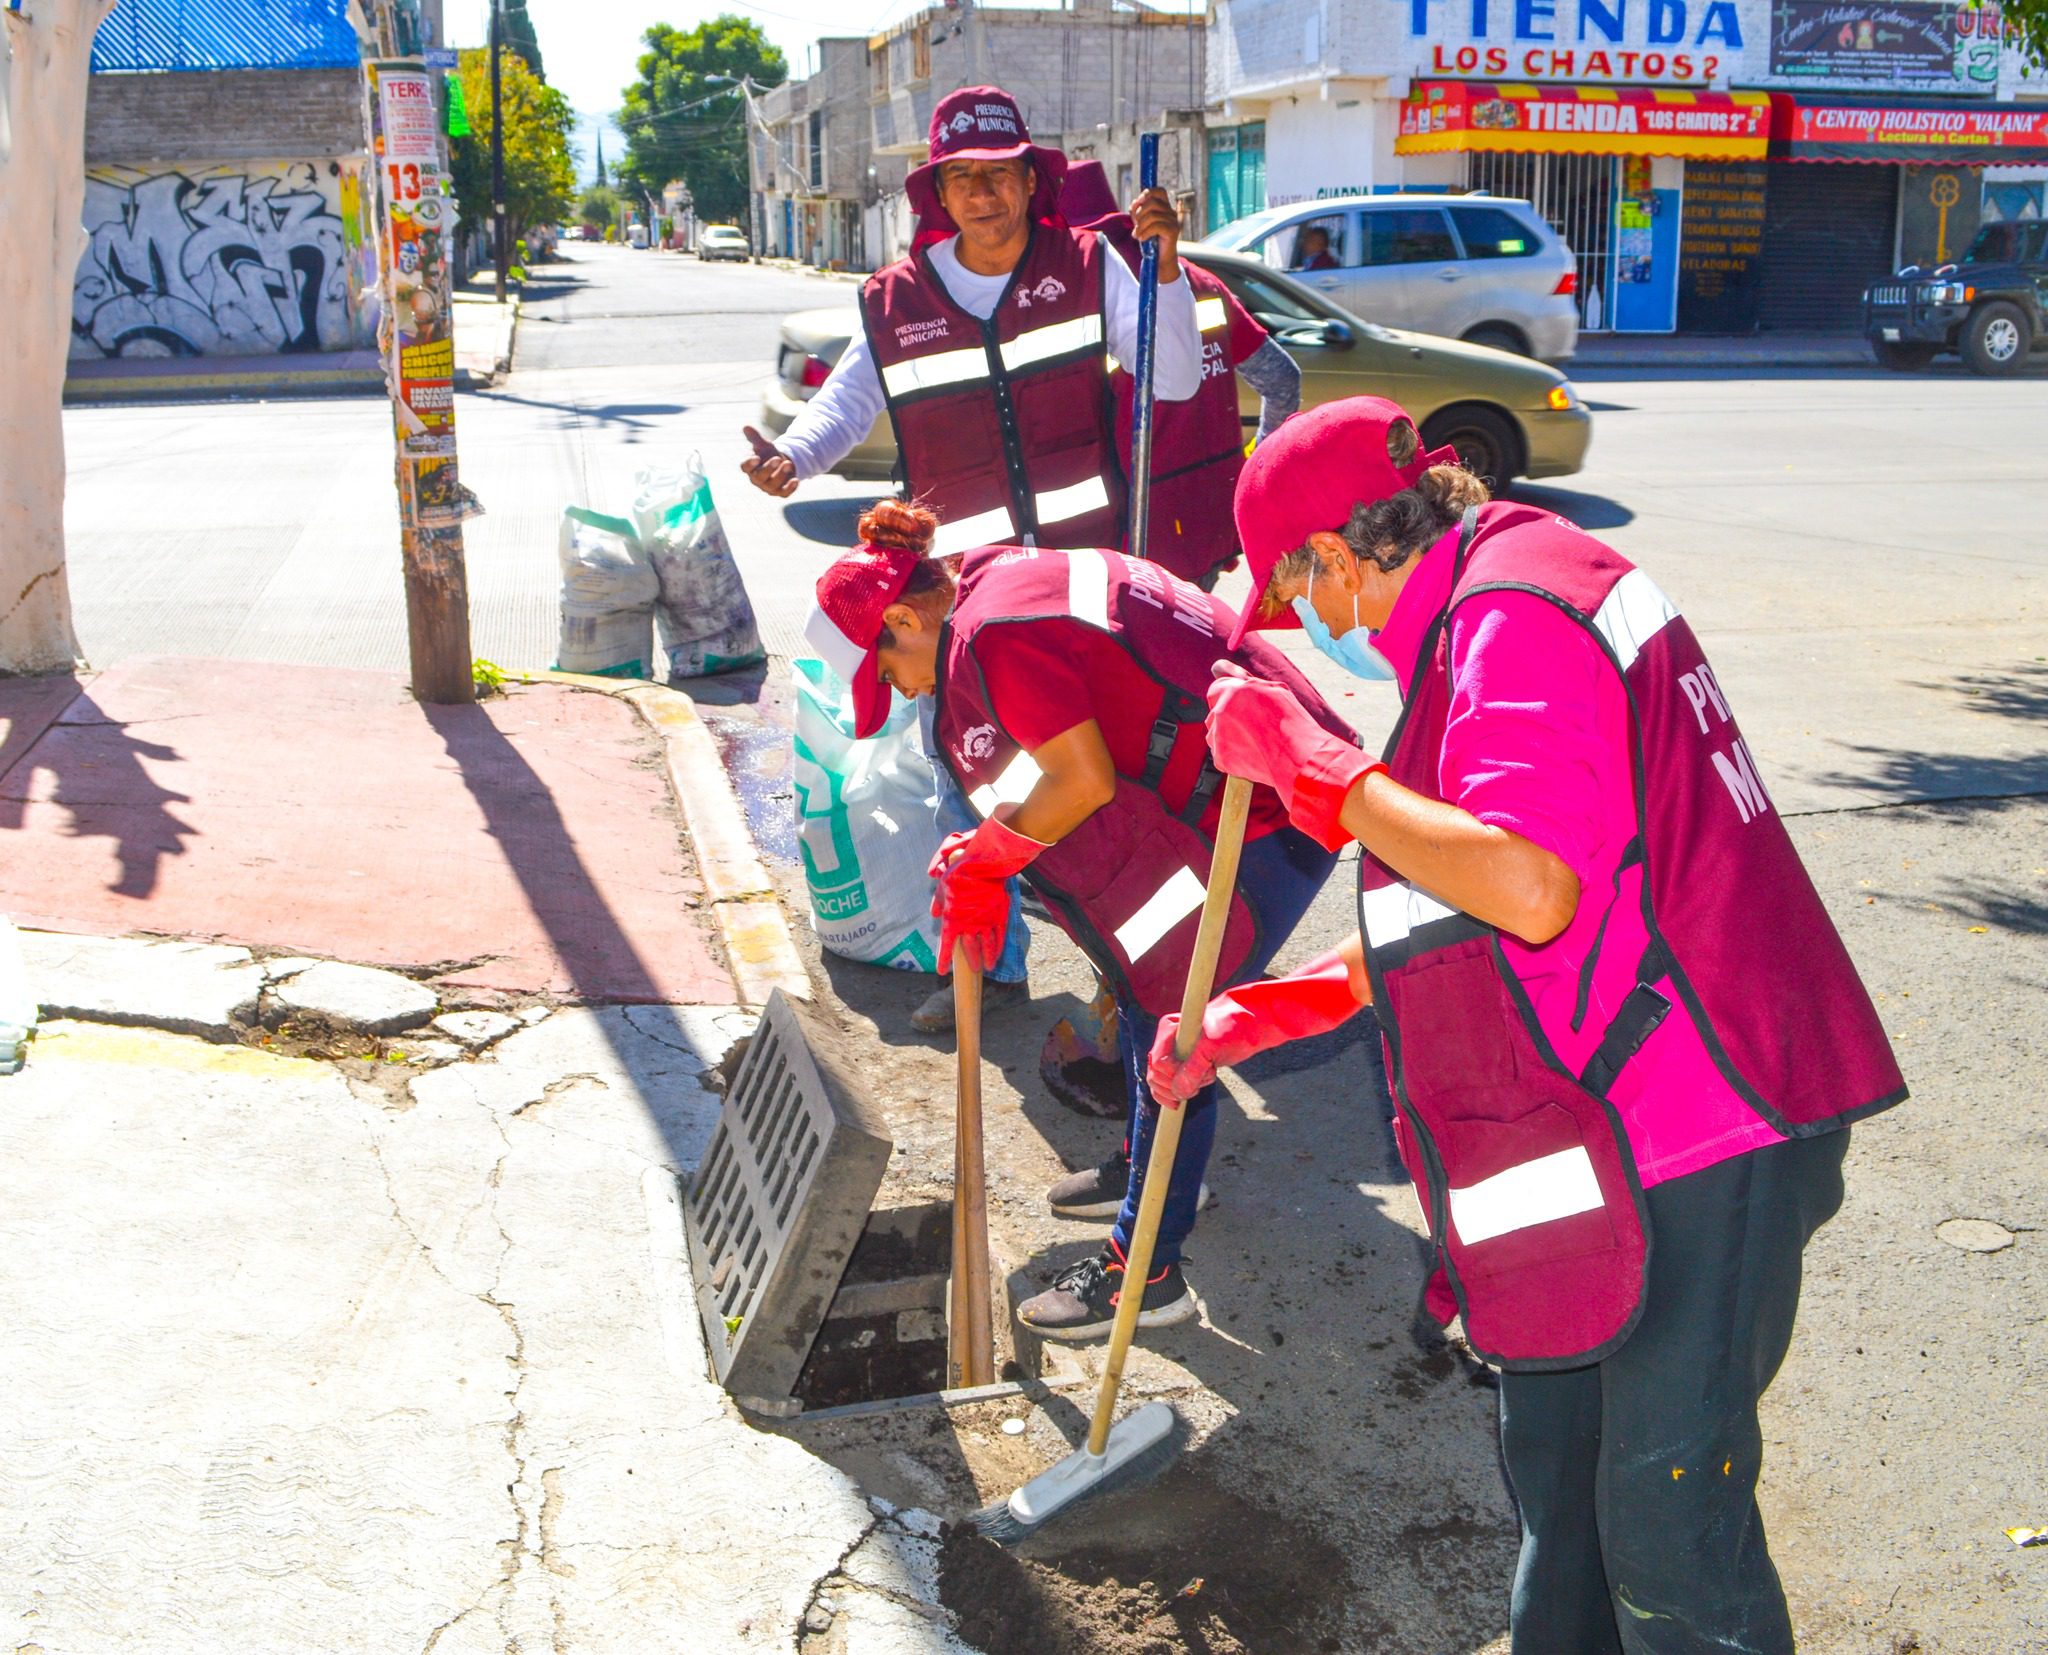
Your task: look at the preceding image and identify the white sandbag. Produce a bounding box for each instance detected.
[791,657,943,973]
[632,457,766,680]
[555,507,657,678]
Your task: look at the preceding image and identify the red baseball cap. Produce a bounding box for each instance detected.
[1226,396,1458,649]
[807,542,923,739]
[905,86,1067,231]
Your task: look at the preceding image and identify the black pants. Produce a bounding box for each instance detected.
[1498,1129,1850,1655]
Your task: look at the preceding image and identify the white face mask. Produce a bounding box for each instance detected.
[1291,562,1394,681]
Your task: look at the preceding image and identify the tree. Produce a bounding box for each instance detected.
[618,17,784,227]
[1,0,116,673]
[449,47,577,251]
[501,0,543,80]
[2009,0,2048,78]
[578,184,625,232]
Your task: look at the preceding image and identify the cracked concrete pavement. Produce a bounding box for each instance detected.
[0,1001,966,1652]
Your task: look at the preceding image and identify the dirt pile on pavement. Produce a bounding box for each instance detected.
[938,1467,1350,1654]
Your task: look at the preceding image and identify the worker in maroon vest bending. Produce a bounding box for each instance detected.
[1057,158,1301,590]
[805,500,1349,1341]
[1150,397,1906,1653]
[742,84,1205,559]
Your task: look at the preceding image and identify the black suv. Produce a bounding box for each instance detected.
[1864,220,2048,376]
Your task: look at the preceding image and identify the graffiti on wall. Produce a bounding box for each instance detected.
[70,162,374,360]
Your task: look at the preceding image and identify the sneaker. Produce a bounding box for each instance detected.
[1016,1247,1197,1342]
[1047,1149,1211,1221]
[909,976,1027,1035]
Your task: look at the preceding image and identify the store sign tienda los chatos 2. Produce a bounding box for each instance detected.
[1400,0,1747,84]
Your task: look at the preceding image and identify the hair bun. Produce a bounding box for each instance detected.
[858,498,940,557]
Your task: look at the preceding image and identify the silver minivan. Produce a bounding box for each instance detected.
[1202,195,1579,362]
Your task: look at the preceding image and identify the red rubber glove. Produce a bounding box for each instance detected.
[1147,947,1365,1106]
[1205,661,1383,851]
[928,816,1047,974]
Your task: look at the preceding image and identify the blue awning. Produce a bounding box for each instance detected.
[91,0,359,73]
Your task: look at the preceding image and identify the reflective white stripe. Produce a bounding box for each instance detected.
[999,314,1104,372]
[968,750,1042,819]
[1064,547,1112,630]
[1195,296,1228,332]
[1113,866,1206,964]
[1360,881,1461,951]
[802,603,868,688]
[880,345,991,398]
[931,505,1016,557]
[1036,474,1113,527]
[1592,568,1679,674]
[1448,1146,1605,1247]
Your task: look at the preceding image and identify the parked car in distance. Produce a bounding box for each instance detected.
[1199,194,1579,363]
[698,225,751,262]
[754,246,1591,491]
[1864,220,2048,376]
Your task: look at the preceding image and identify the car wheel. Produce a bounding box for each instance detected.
[1962,301,2031,376]
[1462,324,1529,356]
[1420,405,1521,489]
[1872,340,1939,371]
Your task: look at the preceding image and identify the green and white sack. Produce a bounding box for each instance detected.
[554,506,657,679]
[632,457,766,680]
[792,657,942,973]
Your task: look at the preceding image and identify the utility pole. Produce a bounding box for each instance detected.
[489,0,508,302]
[353,0,478,705]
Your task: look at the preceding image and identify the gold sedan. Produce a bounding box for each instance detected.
[755,245,1592,491]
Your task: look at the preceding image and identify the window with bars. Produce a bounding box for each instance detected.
[1466,152,1614,329]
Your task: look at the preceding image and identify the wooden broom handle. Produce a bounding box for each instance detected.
[1087,775,1253,1454]
[949,957,995,1389]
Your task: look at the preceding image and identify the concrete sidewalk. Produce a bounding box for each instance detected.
[1569,330,1877,370]
[0,653,967,1651]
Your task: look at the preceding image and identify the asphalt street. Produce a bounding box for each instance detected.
[52,243,2048,1653]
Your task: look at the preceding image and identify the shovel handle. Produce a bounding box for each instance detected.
[1086,774,1252,1455]
[1126,133,1162,564]
[949,958,995,1389]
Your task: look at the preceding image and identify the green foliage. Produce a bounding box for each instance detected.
[2006,0,2048,78]
[618,17,785,227]
[578,183,625,230]
[501,0,544,80]
[472,657,509,694]
[449,48,576,249]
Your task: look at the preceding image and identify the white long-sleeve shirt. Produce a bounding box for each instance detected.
[775,234,1203,480]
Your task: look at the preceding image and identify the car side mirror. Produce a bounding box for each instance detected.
[1322,319,1356,350]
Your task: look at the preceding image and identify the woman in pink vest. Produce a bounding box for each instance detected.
[806,500,1348,1341]
[1149,397,1905,1653]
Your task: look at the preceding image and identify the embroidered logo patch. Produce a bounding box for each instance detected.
[960,723,999,762]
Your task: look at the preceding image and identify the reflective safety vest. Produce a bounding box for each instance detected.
[860,226,1125,557]
[1099,228,1257,586]
[1363,504,1906,1370]
[936,544,1357,1018]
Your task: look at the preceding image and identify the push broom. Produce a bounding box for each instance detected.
[973,773,1253,1544]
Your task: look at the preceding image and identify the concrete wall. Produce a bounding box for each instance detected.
[74,70,376,359]
[86,68,363,162]
[70,157,379,360]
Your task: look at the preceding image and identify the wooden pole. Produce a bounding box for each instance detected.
[949,960,995,1389]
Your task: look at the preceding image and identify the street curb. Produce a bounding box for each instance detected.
[452,294,521,388]
[524,670,809,1009]
[756,256,867,284]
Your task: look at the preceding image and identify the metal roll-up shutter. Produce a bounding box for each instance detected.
[1758,161,1899,332]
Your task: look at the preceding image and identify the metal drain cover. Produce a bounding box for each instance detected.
[684,989,893,1410]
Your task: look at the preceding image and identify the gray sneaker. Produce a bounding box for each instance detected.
[1016,1249,1196,1342]
[1047,1148,1210,1220]
[910,976,1027,1035]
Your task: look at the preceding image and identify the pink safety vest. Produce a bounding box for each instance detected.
[859,226,1125,556]
[1364,504,1906,1369]
[936,544,1356,1017]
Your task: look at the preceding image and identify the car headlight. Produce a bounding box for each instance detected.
[1927,282,1975,305]
[1546,383,1579,412]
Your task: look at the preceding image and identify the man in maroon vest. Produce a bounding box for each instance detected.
[1150,397,1905,1653]
[741,84,1205,559]
[1057,158,1301,589]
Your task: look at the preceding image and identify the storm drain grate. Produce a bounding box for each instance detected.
[684,989,893,1411]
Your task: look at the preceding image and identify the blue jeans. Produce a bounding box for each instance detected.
[922,697,1029,984]
[1111,824,1340,1268]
